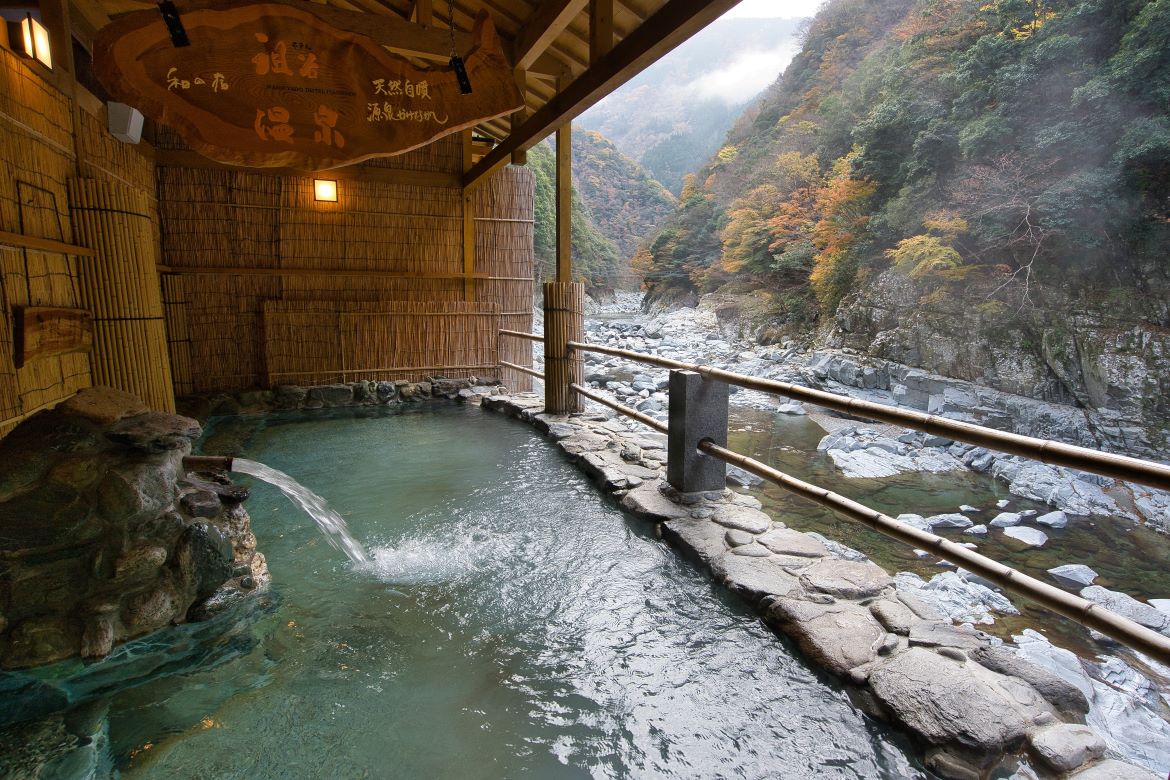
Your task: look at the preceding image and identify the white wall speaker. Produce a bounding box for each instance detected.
[107,102,144,144]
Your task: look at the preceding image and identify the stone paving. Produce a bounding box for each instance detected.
[483,392,1161,780]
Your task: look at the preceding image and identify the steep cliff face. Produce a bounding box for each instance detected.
[829,271,1170,457]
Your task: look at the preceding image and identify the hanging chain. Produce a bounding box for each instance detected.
[447,1,457,57]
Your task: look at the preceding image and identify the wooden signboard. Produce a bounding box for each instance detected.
[14,308,94,368]
[93,1,523,170]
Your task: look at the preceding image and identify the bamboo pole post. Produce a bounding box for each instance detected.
[542,281,583,413]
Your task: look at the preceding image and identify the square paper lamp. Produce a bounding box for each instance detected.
[107,102,144,144]
[313,179,338,202]
[17,14,52,69]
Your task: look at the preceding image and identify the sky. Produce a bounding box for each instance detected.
[721,0,824,20]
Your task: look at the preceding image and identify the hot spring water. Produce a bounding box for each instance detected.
[230,458,369,565]
[98,404,922,777]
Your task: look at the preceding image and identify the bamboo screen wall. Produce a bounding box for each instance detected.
[157,130,534,394]
[0,47,173,436]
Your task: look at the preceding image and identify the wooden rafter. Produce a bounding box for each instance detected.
[464,0,742,188]
[514,0,589,72]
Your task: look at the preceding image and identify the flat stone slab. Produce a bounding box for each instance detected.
[1035,510,1069,528]
[755,528,829,558]
[620,480,690,522]
[1028,723,1106,772]
[909,622,992,653]
[661,517,727,564]
[799,559,893,599]
[768,598,886,675]
[970,645,1088,719]
[710,505,772,534]
[869,647,1054,752]
[926,513,973,529]
[711,553,804,604]
[870,599,919,636]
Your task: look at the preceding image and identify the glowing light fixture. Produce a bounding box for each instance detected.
[15,14,53,69]
[313,179,338,202]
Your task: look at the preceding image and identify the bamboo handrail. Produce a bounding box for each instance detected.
[502,361,545,380]
[700,439,1170,665]
[500,329,546,342]
[561,380,1170,664]
[567,340,1170,492]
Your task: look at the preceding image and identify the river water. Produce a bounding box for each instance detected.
[106,405,922,778]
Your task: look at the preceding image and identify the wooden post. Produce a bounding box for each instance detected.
[590,0,614,61]
[555,122,572,284]
[462,129,476,302]
[511,68,528,166]
[542,282,584,414]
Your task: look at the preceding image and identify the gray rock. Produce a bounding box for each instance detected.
[767,598,886,675]
[726,465,764,488]
[959,505,980,513]
[970,645,1089,719]
[776,400,807,415]
[724,530,754,548]
[909,621,992,652]
[804,532,869,562]
[927,513,974,529]
[1029,724,1107,773]
[870,599,919,635]
[1079,586,1170,631]
[180,489,221,519]
[869,647,1054,752]
[710,505,772,534]
[711,554,804,603]
[799,559,893,599]
[1048,564,1098,588]
[660,517,727,564]
[1036,510,1069,528]
[755,528,829,558]
[963,524,987,536]
[730,542,772,557]
[1002,526,1048,547]
[1068,759,1162,780]
[177,521,234,602]
[989,512,1023,527]
[895,571,1019,625]
[105,412,202,453]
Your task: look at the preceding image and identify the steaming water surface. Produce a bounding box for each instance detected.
[113,405,922,778]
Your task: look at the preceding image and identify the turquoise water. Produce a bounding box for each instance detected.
[101,405,921,778]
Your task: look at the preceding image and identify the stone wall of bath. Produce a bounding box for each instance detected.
[0,387,266,670]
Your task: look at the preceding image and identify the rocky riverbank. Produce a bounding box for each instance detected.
[579,293,1170,533]
[483,392,1165,779]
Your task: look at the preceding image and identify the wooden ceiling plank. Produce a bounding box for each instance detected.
[465,0,743,188]
[589,0,612,61]
[515,0,589,72]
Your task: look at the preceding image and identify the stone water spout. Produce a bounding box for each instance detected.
[183,455,369,565]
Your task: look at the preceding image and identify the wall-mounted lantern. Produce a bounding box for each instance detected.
[11,14,52,69]
[313,179,338,202]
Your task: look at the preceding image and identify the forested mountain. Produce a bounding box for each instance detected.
[530,142,620,291]
[578,17,806,194]
[643,0,1170,324]
[529,131,676,293]
[639,0,1170,450]
[572,131,677,264]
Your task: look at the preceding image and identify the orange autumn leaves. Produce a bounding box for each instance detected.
[717,148,877,312]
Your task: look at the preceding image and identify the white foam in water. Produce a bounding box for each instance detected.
[232,458,370,564]
[367,522,502,585]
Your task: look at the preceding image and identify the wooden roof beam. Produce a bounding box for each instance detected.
[514,0,589,72]
[464,0,743,188]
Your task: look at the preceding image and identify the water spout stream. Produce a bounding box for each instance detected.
[231,458,370,564]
